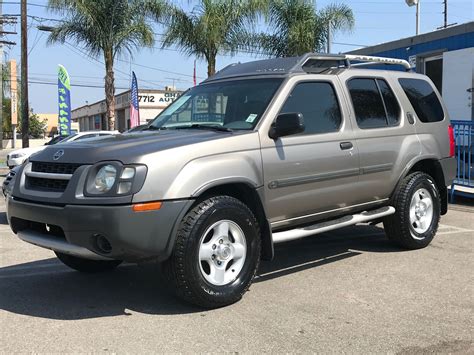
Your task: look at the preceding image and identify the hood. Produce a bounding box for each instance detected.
[30,129,248,164]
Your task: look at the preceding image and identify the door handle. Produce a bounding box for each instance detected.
[340,142,353,150]
[406,112,415,124]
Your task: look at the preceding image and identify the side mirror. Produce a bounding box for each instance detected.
[269,112,305,140]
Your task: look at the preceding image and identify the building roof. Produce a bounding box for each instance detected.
[349,21,474,56]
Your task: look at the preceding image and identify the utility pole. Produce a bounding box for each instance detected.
[327,21,332,54]
[21,0,29,147]
[443,0,448,28]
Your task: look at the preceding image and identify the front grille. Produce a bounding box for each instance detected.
[32,162,82,175]
[26,176,69,192]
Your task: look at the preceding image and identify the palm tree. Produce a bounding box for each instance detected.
[162,0,268,78]
[252,0,354,57]
[47,0,170,130]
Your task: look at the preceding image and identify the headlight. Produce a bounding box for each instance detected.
[94,165,117,192]
[84,162,147,197]
[11,152,26,159]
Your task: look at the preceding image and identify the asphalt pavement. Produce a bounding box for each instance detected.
[0,191,473,353]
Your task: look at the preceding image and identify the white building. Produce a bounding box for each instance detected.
[72,88,182,132]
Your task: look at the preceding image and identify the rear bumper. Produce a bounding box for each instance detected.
[7,197,193,262]
[439,157,457,186]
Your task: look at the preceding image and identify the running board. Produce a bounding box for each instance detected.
[272,206,395,244]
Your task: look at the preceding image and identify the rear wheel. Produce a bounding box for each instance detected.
[55,252,122,273]
[384,172,441,249]
[164,196,261,308]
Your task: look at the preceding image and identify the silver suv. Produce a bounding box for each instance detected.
[6,54,456,308]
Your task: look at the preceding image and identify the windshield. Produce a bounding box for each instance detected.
[148,78,283,130]
[60,134,78,142]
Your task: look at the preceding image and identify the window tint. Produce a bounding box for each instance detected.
[279,82,342,134]
[377,79,401,126]
[399,78,444,123]
[348,78,387,128]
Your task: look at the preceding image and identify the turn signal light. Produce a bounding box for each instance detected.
[132,201,162,212]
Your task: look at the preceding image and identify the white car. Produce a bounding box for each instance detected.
[7,130,118,169]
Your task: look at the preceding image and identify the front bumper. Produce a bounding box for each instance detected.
[7,197,193,262]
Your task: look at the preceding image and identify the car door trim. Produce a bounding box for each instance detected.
[268,167,360,189]
[360,163,393,175]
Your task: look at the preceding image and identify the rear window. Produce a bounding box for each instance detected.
[347,78,401,129]
[398,78,444,123]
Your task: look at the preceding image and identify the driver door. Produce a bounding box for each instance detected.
[260,76,362,229]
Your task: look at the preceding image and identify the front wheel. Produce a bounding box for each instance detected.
[384,172,441,249]
[55,252,122,273]
[164,196,261,308]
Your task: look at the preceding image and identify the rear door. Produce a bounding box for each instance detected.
[259,75,364,229]
[340,71,420,202]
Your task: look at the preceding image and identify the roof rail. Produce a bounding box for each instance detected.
[299,53,412,72]
[344,54,412,70]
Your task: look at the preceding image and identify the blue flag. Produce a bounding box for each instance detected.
[58,64,72,136]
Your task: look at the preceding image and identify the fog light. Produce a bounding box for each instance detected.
[94,234,112,254]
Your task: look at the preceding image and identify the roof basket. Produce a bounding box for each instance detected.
[299,53,412,72]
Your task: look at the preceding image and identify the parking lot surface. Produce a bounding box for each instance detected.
[1,193,473,353]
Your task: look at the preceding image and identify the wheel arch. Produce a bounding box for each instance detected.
[397,157,448,215]
[192,182,274,261]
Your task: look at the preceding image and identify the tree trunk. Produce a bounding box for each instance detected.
[104,49,115,131]
[207,55,216,77]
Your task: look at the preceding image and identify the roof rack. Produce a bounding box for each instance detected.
[205,53,412,83]
[299,53,412,72]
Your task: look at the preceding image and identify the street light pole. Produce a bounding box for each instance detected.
[20,0,29,148]
[416,0,420,35]
[406,0,420,35]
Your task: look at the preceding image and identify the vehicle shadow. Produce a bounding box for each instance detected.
[0,224,403,320]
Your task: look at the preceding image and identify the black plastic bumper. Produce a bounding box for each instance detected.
[7,196,193,262]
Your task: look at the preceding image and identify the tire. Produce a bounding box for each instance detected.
[384,172,441,249]
[55,252,122,273]
[163,195,261,308]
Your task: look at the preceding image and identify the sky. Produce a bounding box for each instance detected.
[1,0,473,113]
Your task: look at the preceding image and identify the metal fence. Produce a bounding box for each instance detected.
[450,120,474,202]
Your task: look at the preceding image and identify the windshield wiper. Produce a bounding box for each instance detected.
[173,124,233,132]
[142,125,167,131]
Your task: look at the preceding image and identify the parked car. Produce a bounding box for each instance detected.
[5,54,456,308]
[6,130,119,168]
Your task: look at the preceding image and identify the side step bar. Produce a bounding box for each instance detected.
[18,230,112,261]
[272,206,395,244]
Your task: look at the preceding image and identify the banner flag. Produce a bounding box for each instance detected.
[58,64,72,136]
[130,71,140,128]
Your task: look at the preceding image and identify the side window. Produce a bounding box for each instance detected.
[279,82,342,135]
[377,79,401,126]
[398,78,444,123]
[348,78,401,129]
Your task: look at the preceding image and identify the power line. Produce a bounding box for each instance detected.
[2,1,48,8]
